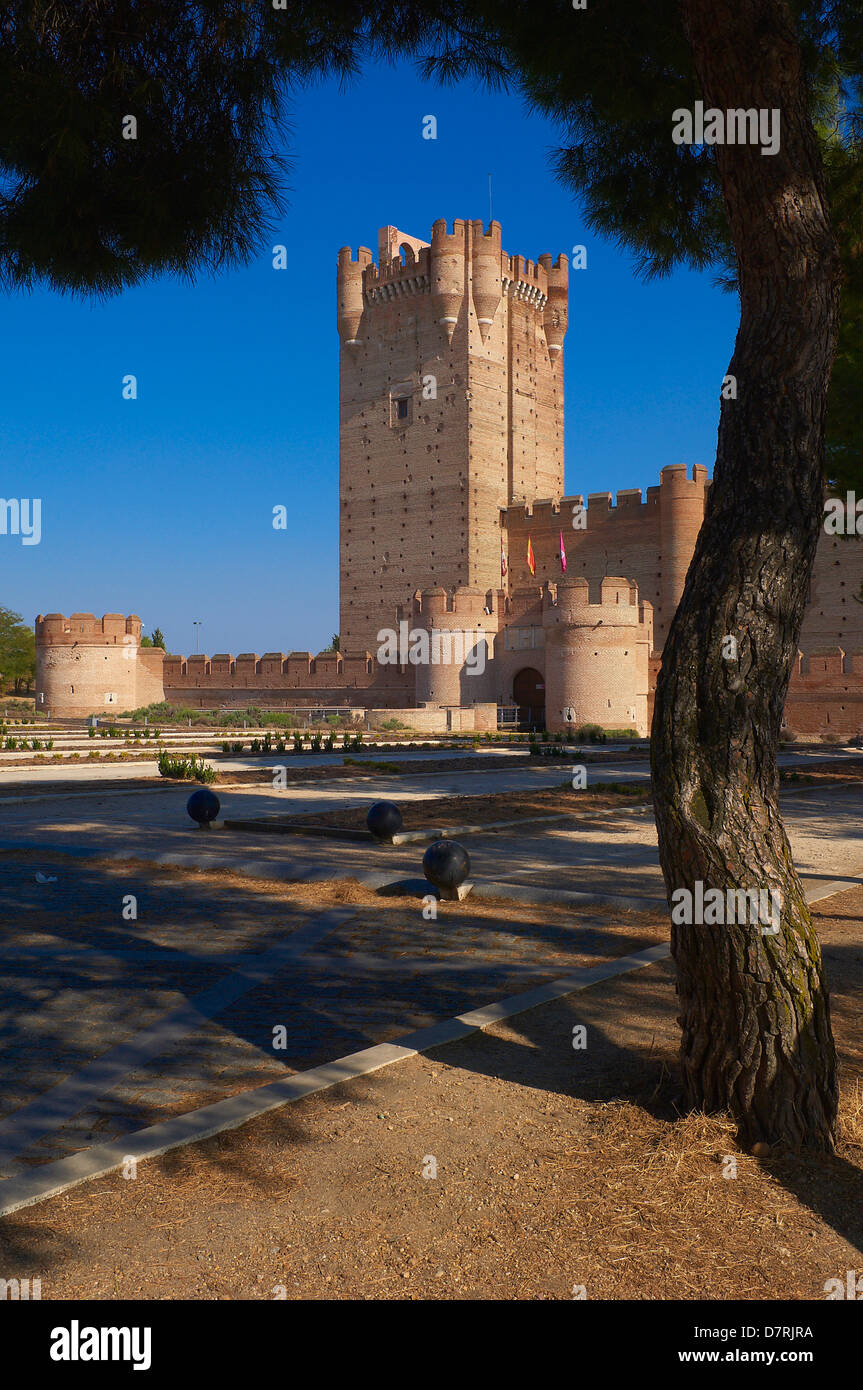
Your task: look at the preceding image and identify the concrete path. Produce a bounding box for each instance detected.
[0,753,860,892]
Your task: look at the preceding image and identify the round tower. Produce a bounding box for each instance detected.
[657,463,708,647]
[471,220,502,342]
[431,219,467,343]
[336,245,372,346]
[539,252,569,360]
[35,612,164,717]
[542,578,651,735]
[412,587,497,706]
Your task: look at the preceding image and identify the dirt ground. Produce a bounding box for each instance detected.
[267,781,649,831]
[1,883,861,1301]
[779,759,863,784]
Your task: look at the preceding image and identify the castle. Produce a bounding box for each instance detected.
[35,218,863,738]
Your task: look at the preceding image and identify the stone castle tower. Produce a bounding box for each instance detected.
[35,613,164,718]
[337,219,568,654]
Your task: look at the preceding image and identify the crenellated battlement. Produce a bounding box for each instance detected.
[792,647,863,678]
[411,586,499,627]
[338,217,568,351]
[542,576,646,627]
[36,612,143,645]
[499,465,708,533]
[164,648,375,680]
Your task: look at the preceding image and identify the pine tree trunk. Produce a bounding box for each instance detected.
[650,0,842,1149]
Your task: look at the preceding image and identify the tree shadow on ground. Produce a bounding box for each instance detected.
[2,850,862,1275]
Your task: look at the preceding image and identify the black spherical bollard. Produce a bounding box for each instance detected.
[366,800,403,842]
[187,788,221,829]
[423,839,471,899]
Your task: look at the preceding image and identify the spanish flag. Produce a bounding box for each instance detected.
[527,535,536,576]
[559,530,567,573]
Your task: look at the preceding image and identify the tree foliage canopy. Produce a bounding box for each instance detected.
[0,0,364,296]
[0,606,36,690]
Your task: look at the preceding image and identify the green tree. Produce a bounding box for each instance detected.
[0,606,36,692]
[0,2,359,295]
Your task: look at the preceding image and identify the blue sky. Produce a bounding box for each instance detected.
[0,58,739,657]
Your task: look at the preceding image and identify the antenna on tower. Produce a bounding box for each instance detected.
[488,173,493,227]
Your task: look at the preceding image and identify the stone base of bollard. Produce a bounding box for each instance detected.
[439,880,474,902]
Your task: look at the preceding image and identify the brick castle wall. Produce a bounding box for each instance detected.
[162,649,413,709]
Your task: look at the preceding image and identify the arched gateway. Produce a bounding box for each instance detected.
[512,666,545,730]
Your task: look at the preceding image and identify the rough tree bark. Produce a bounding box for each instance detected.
[651,0,842,1150]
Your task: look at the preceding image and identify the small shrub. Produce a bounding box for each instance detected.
[574,723,606,744]
[157,751,217,783]
[343,756,400,773]
[232,741,244,753]
[88,727,96,739]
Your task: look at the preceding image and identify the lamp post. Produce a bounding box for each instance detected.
[193,620,202,654]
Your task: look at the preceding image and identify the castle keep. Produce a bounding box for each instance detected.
[337,219,567,655]
[35,218,863,738]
